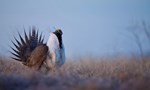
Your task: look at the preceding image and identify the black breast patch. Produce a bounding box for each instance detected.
[53,32,62,49]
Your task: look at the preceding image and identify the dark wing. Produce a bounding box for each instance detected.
[10,27,45,65]
[25,44,48,70]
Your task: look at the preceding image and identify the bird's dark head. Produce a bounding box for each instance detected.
[53,29,63,48]
[54,29,63,35]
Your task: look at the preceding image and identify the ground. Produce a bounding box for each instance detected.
[0,56,150,90]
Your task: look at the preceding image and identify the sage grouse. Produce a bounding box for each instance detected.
[10,27,65,70]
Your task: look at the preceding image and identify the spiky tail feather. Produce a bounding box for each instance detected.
[10,27,45,65]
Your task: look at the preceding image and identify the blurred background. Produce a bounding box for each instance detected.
[0,0,150,58]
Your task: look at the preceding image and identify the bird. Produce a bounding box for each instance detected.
[10,27,65,71]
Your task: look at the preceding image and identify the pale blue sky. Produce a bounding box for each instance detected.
[0,0,150,57]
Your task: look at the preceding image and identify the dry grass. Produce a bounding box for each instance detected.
[0,56,150,90]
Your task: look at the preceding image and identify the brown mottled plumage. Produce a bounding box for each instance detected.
[25,44,48,70]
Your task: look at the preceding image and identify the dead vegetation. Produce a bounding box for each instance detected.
[0,56,150,90]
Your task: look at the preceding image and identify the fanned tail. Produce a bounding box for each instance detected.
[10,27,45,65]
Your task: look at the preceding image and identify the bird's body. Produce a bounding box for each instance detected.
[10,27,65,71]
[46,30,65,69]
[26,44,48,70]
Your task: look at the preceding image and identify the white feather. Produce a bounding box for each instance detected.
[45,33,65,69]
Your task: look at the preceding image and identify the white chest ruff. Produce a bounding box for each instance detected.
[46,33,65,68]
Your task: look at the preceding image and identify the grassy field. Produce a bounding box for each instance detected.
[0,56,150,90]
